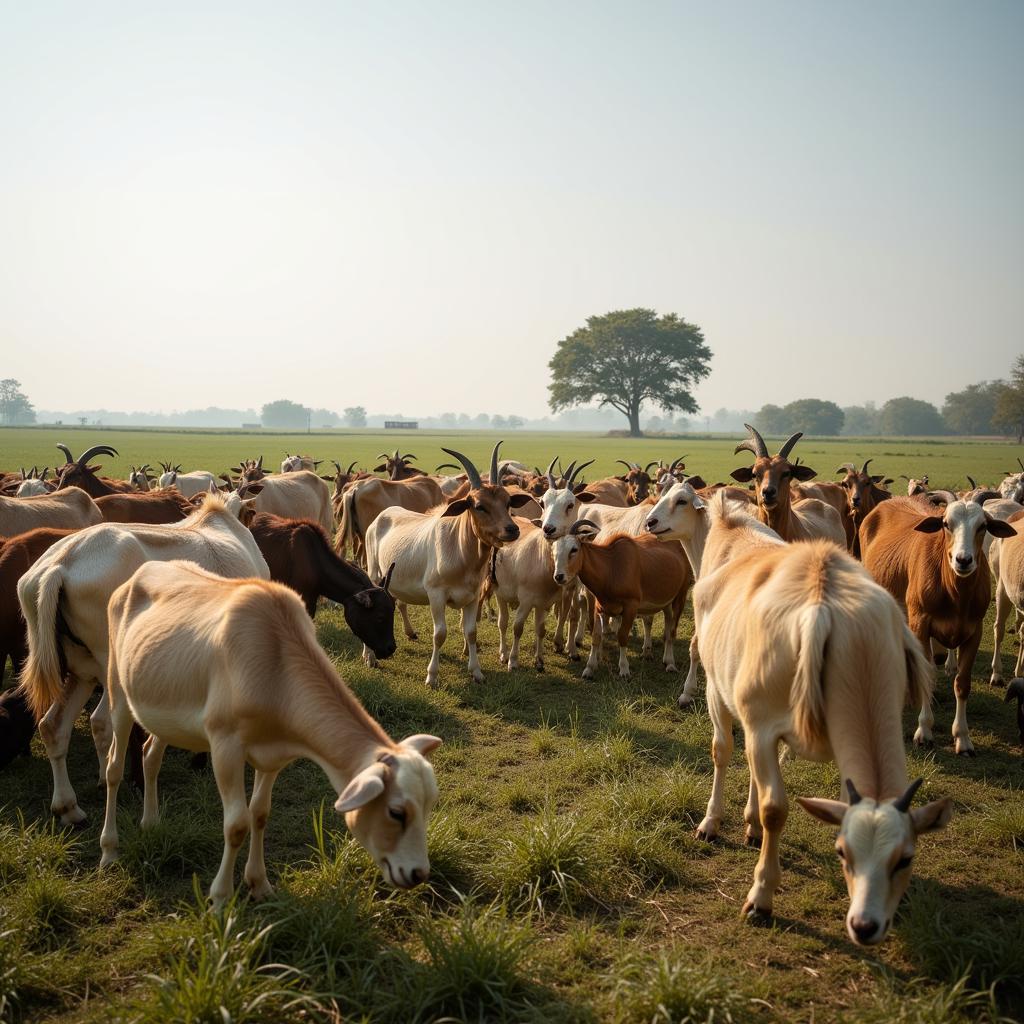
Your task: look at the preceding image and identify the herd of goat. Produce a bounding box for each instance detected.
[1,428,1023,948]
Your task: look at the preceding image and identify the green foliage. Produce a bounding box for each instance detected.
[943,381,1006,435]
[342,405,367,427]
[993,355,1024,441]
[548,309,711,436]
[260,398,311,429]
[878,396,947,436]
[754,398,844,436]
[0,379,35,426]
[842,402,881,435]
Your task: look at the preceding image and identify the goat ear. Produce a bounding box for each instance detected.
[509,492,533,508]
[530,518,543,528]
[796,796,847,826]
[914,516,944,534]
[791,463,817,481]
[910,797,953,835]
[686,475,707,490]
[730,466,755,483]
[692,493,706,511]
[335,763,387,813]
[353,590,373,608]
[401,734,442,757]
[871,475,885,483]
[243,483,264,496]
[883,478,894,485]
[373,463,387,473]
[575,491,597,503]
[442,498,472,517]
[987,518,1017,538]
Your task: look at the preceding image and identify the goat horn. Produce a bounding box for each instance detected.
[846,779,863,805]
[489,441,502,485]
[861,459,873,475]
[926,489,957,506]
[893,778,923,813]
[77,444,118,465]
[346,461,358,475]
[837,463,856,475]
[568,459,594,485]
[440,447,482,489]
[382,561,396,594]
[644,461,658,473]
[966,475,977,489]
[56,444,74,463]
[970,490,1000,505]
[778,432,803,460]
[569,518,599,536]
[899,474,910,480]
[546,456,558,490]
[435,463,461,473]
[668,456,686,475]
[615,459,633,472]
[1018,457,1024,472]
[735,424,769,459]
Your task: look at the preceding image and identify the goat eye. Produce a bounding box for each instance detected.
[676,499,687,508]
[893,855,913,875]
[567,503,574,511]
[388,807,407,826]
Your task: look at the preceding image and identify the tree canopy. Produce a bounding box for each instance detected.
[548,309,711,436]
[0,379,35,425]
[942,381,1004,435]
[755,399,844,436]
[261,399,310,429]
[878,397,946,436]
[342,406,367,428]
[993,356,1024,442]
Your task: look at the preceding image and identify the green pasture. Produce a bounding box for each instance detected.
[1,425,1022,490]
[0,426,1022,1022]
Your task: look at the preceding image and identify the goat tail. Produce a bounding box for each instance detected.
[791,603,831,750]
[17,563,67,721]
[902,619,934,713]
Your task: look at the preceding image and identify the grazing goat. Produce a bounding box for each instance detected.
[100,560,440,905]
[365,443,532,686]
[248,512,396,658]
[18,490,268,825]
[549,520,690,680]
[94,490,196,524]
[860,496,1014,756]
[643,488,951,943]
[0,488,102,537]
[730,425,846,545]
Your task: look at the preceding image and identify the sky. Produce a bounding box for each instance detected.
[1,1,1021,420]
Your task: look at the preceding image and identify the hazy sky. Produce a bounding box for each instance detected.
[2,1,1021,419]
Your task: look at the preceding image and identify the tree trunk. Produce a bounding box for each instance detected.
[627,405,642,437]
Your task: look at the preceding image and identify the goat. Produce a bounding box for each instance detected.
[100,559,440,905]
[15,467,54,497]
[899,474,929,497]
[18,489,268,825]
[127,465,154,491]
[225,461,333,535]
[248,512,396,658]
[860,495,1014,755]
[836,460,894,556]
[730,425,846,545]
[157,462,218,498]
[55,443,135,496]
[643,487,951,943]
[365,443,532,686]
[549,520,691,680]
[0,488,102,537]
[94,490,196,524]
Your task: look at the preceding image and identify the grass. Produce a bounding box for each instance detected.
[2,425,1021,492]
[1,428,1023,1021]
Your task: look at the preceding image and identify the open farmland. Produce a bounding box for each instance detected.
[1,428,1022,1023]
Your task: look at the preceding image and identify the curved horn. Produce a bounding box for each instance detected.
[569,518,599,536]
[899,474,910,480]
[377,452,391,461]
[440,447,482,489]
[346,460,358,475]
[330,460,341,473]
[644,461,659,473]
[403,453,417,462]
[546,456,558,490]
[615,459,633,472]
[778,432,803,460]
[846,779,863,805]
[1017,457,1024,472]
[56,443,74,464]
[668,456,686,476]
[734,424,769,459]
[77,444,118,465]
[970,489,1000,505]
[837,463,857,475]
[382,561,396,594]
[489,441,502,485]
[926,489,957,506]
[861,458,873,476]
[435,463,461,473]
[567,459,594,485]
[893,778,923,814]
[562,460,577,483]
[966,475,977,489]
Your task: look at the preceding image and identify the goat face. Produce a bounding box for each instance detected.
[914,499,1015,578]
[999,472,1024,504]
[443,484,531,546]
[732,455,815,511]
[336,736,441,889]
[540,485,586,540]
[799,786,952,946]
[644,480,706,541]
[549,520,598,584]
[342,586,397,659]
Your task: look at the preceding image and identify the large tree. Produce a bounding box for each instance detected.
[261,399,310,430]
[0,379,35,425]
[993,355,1024,441]
[878,396,946,436]
[548,309,711,437]
[942,381,1003,435]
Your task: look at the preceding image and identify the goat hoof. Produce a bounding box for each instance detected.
[956,747,976,758]
[744,830,763,849]
[742,901,772,923]
[695,824,718,843]
[664,663,677,673]
[677,694,694,710]
[535,660,545,673]
[989,675,1003,687]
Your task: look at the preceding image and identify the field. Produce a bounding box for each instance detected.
[1,428,1023,1023]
